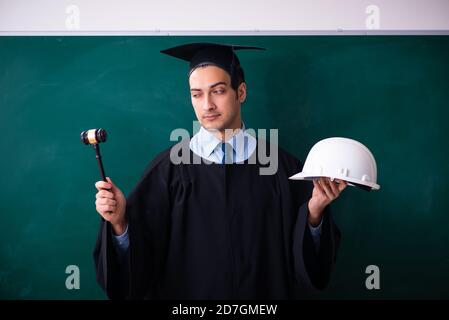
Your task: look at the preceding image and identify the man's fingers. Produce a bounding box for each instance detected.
[336,179,348,192]
[319,177,336,199]
[99,210,114,221]
[96,198,117,206]
[313,179,325,195]
[106,177,116,191]
[328,179,340,196]
[96,189,115,199]
[95,181,112,191]
[99,204,116,213]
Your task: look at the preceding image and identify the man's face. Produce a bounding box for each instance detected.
[189,65,246,132]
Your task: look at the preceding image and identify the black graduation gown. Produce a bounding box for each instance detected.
[93,139,341,299]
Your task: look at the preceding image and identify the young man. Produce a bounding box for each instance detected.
[93,43,347,299]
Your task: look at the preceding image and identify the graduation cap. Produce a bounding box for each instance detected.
[161,43,265,89]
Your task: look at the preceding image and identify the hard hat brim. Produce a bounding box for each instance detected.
[288,172,380,191]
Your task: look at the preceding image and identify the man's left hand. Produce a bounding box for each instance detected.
[308,177,347,226]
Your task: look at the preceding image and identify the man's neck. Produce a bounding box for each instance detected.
[211,122,243,142]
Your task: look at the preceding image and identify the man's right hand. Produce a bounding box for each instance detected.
[95,177,127,235]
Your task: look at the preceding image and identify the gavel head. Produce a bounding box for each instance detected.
[80,128,107,145]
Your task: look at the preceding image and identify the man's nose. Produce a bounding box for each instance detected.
[202,95,216,111]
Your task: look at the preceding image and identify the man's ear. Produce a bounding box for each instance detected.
[237,82,247,103]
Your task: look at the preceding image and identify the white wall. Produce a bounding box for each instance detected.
[1,0,448,35]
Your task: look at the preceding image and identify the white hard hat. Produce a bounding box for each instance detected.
[289,137,380,191]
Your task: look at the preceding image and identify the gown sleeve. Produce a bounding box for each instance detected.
[282,150,342,292]
[93,146,177,299]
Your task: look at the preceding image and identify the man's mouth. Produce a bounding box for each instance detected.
[203,114,220,121]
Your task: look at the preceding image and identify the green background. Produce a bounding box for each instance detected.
[0,36,448,299]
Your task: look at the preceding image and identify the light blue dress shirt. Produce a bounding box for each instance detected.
[112,124,322,256]
[189,123,257,164]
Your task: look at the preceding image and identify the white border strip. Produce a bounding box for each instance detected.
[1,30,449,36]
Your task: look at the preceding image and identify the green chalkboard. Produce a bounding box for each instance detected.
[1,36,448,299]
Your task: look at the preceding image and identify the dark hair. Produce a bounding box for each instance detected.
[190,63,245,91]
[232,65,245,91]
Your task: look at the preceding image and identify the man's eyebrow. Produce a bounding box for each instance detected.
[209,81,227,88]
[190,81,228,91]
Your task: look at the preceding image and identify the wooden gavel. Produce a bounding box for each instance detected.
[80,128,108,182]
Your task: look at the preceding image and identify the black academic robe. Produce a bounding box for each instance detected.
[93,139,341,299]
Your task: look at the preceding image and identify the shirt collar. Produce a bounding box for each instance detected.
[199,122,247,158]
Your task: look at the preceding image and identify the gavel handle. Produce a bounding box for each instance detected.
[93,143,107,182]
[93,144,113,214]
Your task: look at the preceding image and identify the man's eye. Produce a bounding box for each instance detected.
[213,90,225,94]
[192,93,201,98]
